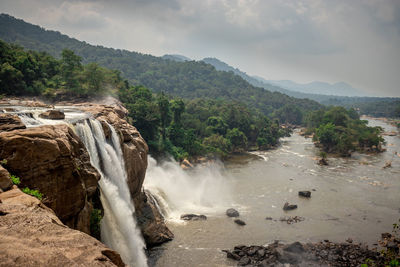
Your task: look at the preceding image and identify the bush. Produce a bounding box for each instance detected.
[90,208,102,240]
[22,187,43,200]
[10,175,20,185]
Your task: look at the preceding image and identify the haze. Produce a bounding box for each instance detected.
[1,0,400,96]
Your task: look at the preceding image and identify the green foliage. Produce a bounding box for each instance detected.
[0,14,322,118]
[10,175,20,185]
[21,187,43,200]
[0,40,126,98]
[309,107,384,155]
[0,159,7,165]
[90,208,102,240]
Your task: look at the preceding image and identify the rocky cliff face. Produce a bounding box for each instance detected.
[0,182,124,266]
[0,123,100,234]
[78,102,174,246]
[0,98,173,248]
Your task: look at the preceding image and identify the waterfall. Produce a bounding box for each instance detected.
[75,119,147,267]
[144,156,233,221]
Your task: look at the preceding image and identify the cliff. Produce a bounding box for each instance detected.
[0,166,124,267]
[0,98,172,250]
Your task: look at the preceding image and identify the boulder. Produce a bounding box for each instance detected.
[180,214,207,221]
[0,114,26,132]
[283,242,305,253]
[180,159,193,170]
[39,110,65,120]
[0,124,100,234]
[0,165,12,192]
[298,191,311,198]
[0,188,125,266]
[134,191,174,247]
[283,202,297,211]
[234,219,246,226]
[226,208,240,217]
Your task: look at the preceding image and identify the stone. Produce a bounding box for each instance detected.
[39,110,65,120]
[298,191,311,198]
[0,124,100,234]
[0,165,12,192]
[234,219,246,226]
[0,114,26,132]
[134,191,174,247]
[0,188,125,266]
[180,214,207,221]
[283,202,298,211]
[226,208,240,217]
[265,217,273,220]
[238,256,250,266]
[283,242,305,253]
[180,159,193,170]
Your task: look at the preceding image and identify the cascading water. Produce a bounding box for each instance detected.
[144,156,233,221]
[75,119,147,267]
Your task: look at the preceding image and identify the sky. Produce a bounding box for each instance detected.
[1,0,400,97]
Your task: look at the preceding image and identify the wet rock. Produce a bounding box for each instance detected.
[39,110,65,120]
[265,217,273,220]
[318,158,328,166]
[135,190,174,247]
[224,250,241,261]
[180,159,193,170]
[298,191,311,198]
[283,242,305,253]
[180,214,207,221]
[0,114,26,132]
[234,219,246,226]
[279,216,304,224]
[238,256,250,265]
[283,202,297,211]
[226,208,240,217]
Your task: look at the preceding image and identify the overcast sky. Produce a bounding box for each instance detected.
[1,0,400,96]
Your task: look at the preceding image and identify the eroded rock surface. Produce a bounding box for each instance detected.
[0,124,100,233]
[0,188,124,267]
[0,113,26,132]
[39,109,65,120]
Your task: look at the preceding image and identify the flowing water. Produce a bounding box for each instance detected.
[2,105,148,267]
[146,119,400,267]
[75,119,148,267]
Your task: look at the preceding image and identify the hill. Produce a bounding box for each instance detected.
[0,13,322,117]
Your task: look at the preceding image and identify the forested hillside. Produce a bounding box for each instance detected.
[0,14,322,118]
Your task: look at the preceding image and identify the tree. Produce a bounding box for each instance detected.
[157,92,171,140]
[61,49,83,94]
[226,128,247,152]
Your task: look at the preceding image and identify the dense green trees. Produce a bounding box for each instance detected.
[119,86,285,160]
[307,107,384,156]
[0,40,125,98]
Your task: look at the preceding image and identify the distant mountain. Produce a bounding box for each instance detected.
[267,80,366,97]
[162,54,192,62]
[0,14,322,116]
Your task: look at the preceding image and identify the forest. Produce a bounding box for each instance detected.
[0,39,288,160]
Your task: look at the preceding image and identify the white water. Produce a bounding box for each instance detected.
[75,119,147,267]
[144,157,234,222]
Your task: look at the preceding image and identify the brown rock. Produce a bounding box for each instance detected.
[39,110,65,120]
[0,114,26,132]
[135,191,174,247]
[0,188,125,266]
[0,124,100,233]
[0,165,12,192]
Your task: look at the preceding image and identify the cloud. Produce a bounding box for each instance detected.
[0,0,399,96]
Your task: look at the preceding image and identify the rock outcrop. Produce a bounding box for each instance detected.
[0,165,12,192]
[0,124,100,234]
[0,187,124,267]
[0,113,26,131]
[76,102,172,246]
[39,109,65,120]
[135,191,174,247]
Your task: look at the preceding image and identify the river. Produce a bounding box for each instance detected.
[146,118,400,267]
